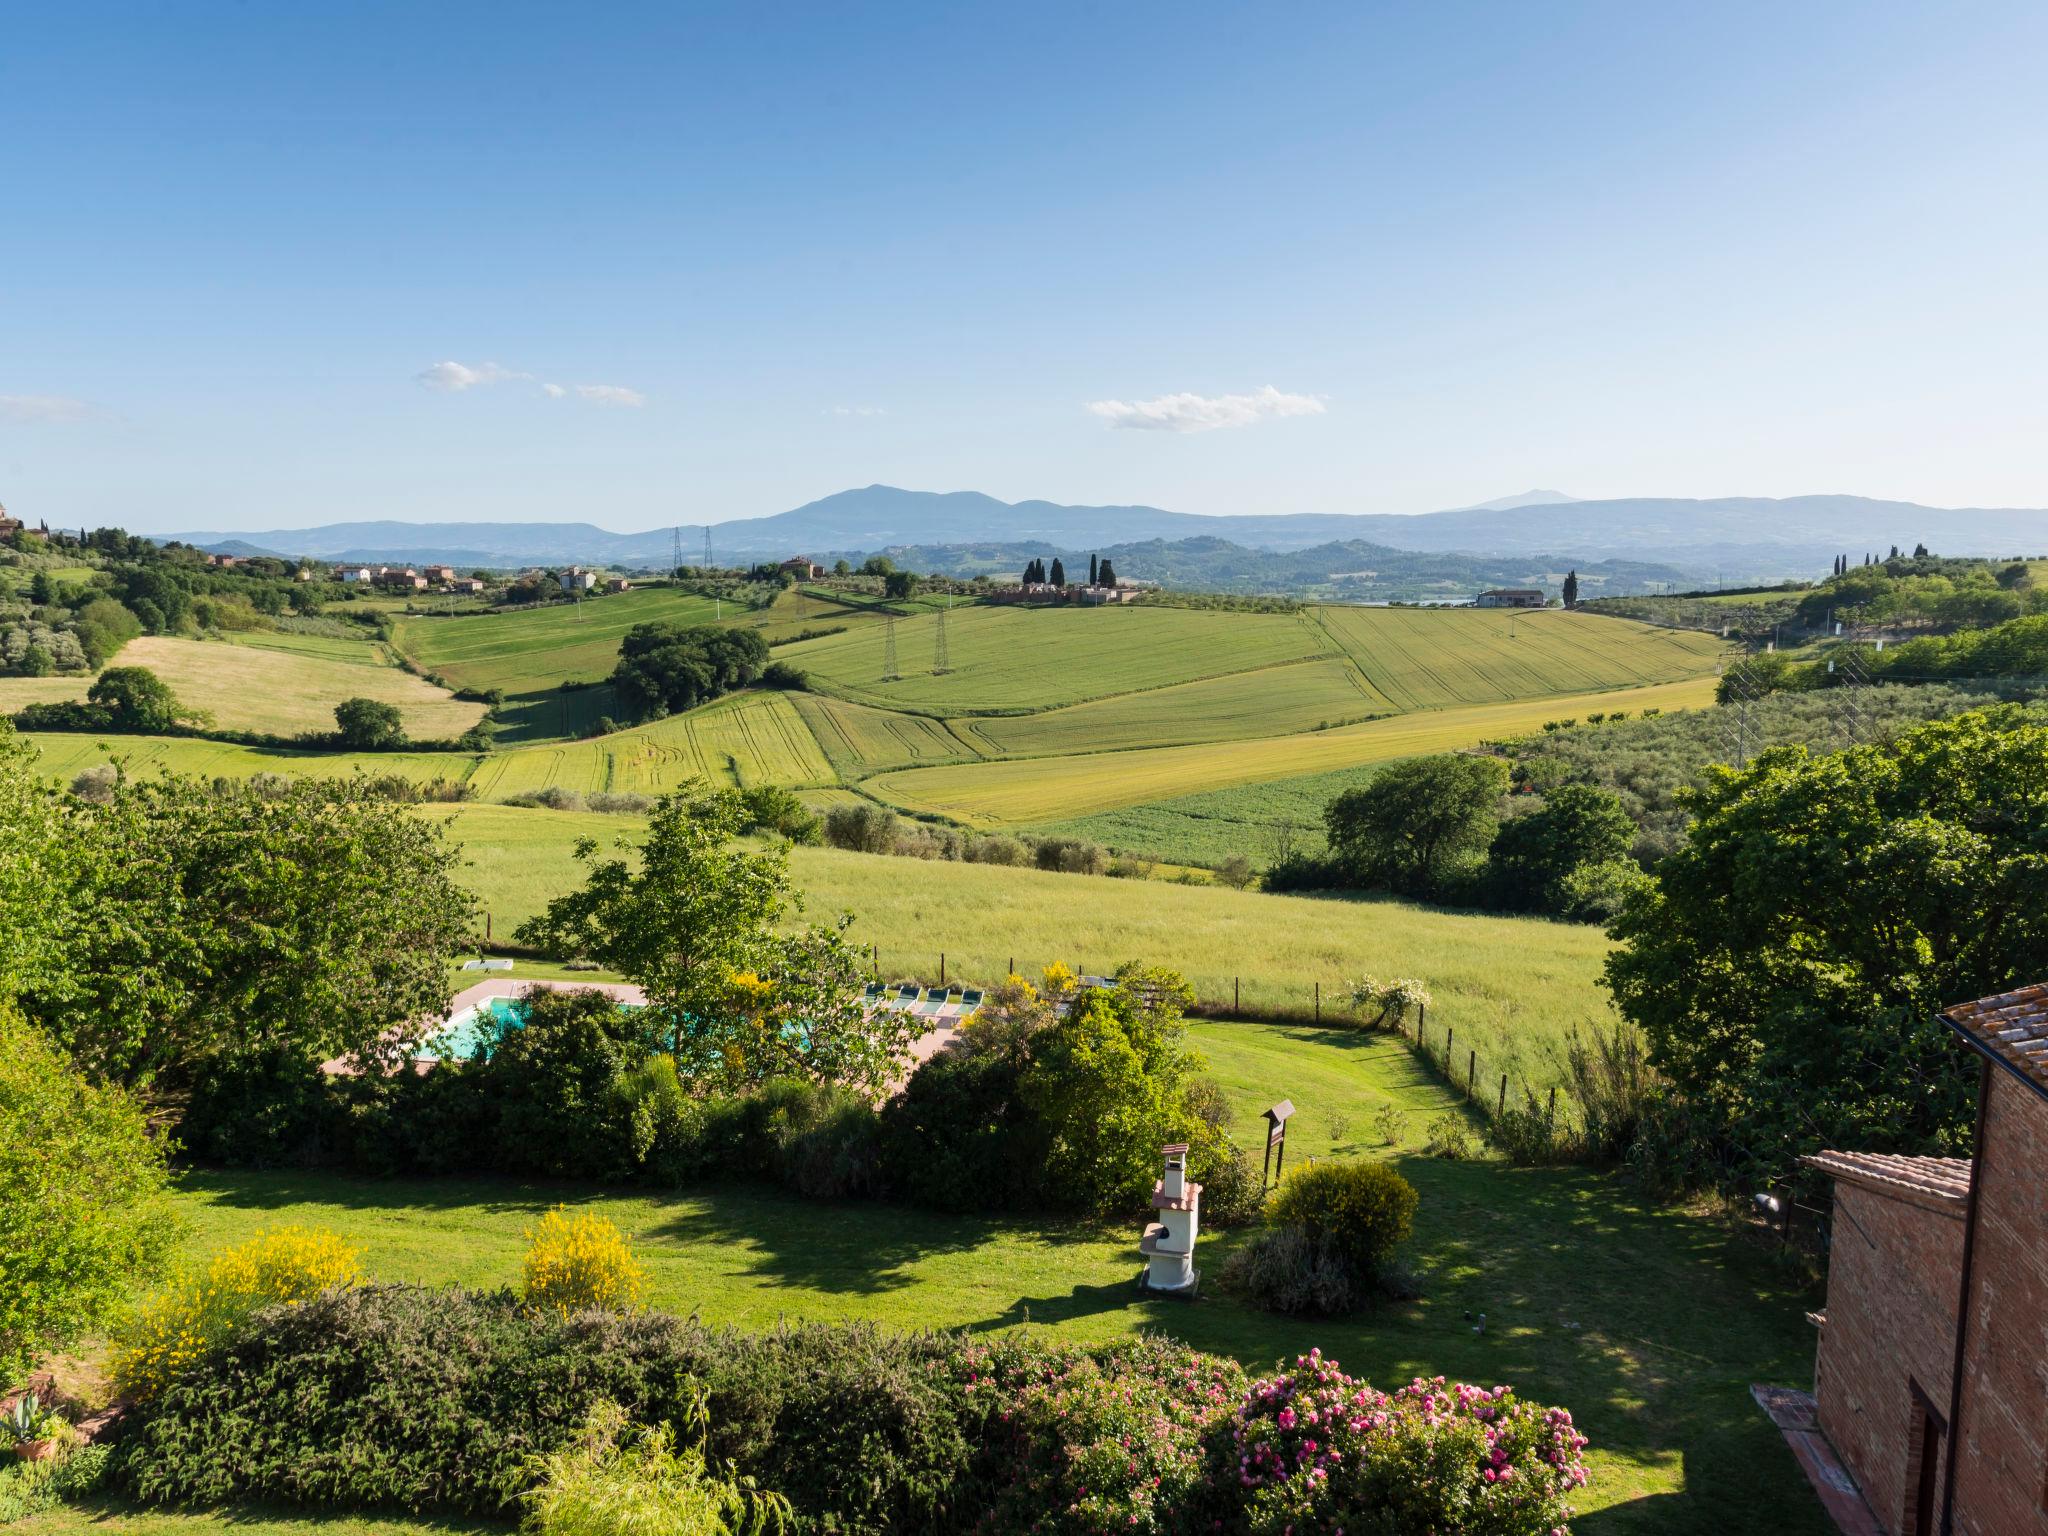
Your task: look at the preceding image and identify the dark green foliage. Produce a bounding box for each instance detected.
[1095,556,1116,587]
[823,802,901,853]
[1047,558,1066,588]
[879,1047,1044,1212]
[333,695,405,748]
[1606,706,2048,1190]
[88,665,197,732]
[1265,1160,1417,1283]
[1324,754,1508,898]
[737,784,820,843]
[115,1287,990,1532]
[1222,1224,1364,1316]
[883,570,919,600]
[1485,783,1635,913]
[609,622,768,720]
[759,659,809,690]
[470,988,667,1181]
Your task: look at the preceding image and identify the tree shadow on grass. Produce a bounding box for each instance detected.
[639,1180,1114,1298]
[57,1496,509,1532]
[175,1167,581,1219]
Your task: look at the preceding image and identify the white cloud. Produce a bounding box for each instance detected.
[416,363,642,407]
[1085,384,1326,433]
[571,383,645,408]
[0,394,93,424]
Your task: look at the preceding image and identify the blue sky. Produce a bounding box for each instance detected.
[4,1,2046,533]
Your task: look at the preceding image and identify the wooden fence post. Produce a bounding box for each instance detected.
[1548,1086,1556,1123]
[1498,1075,1507,1116]
[940,953,946,986]
[1234,977,1240,1017]
[1417,1002,1426,1041]
[1445,1026,1453,1074]
[1467,1049,1476,1095]
[486,911,492,943]
[1314,981,1320,1023]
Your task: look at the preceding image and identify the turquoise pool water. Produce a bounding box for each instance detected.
[424,995,644,1062]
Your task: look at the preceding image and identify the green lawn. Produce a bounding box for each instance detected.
[108,1022,1823,1535]
[426,802,1617,1101]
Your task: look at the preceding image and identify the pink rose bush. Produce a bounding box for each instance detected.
[1230,1351,1590,1535]
[969,1336,1248,1536]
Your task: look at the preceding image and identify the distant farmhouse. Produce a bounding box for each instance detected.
[780,556,826,579]
[1795,983,2048,1536]
[0,501,20,541]
[1474,588,1544,609]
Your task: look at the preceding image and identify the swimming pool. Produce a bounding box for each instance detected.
[422,994,645,1063]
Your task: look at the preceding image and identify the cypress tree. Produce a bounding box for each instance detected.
[1098,557,1117,587]
[1089,553,1099,585]
[1049,557,1066,587]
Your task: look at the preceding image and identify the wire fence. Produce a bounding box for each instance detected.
[864,948,1563,1132]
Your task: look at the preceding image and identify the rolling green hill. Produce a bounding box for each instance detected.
[21,599,1733,867]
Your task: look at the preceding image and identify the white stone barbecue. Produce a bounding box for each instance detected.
[1139,1142,1201,1294]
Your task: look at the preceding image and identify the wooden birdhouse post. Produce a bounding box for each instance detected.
[1139,1143,1202,1296]
[1261,1099,1295,1190]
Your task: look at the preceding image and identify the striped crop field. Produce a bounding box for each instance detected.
[1309,606,1730,711]
[467,691,834,798]
[790,692,985,775]
[955,655,1386,758]
[4,633,486,739]
[778,604,1332,712]
[861,676,1721,826]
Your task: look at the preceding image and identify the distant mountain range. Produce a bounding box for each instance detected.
[166,485,2048,581]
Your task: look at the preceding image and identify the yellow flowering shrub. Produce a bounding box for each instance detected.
[1266,1159,1418,1280]
[1038,961,1078,997]
[522,1207,647,1318]
[113,1225,363,1400]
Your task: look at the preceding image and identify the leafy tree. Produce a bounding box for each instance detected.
[1606,707,2048,1188]
[472,988,665,1180]
[1097,557,1117,587]
[1324,755,1509,897]
[1486,783,1635,912]
[22,774,477,1089]
[71,597,142,667]
[334,696,406,748]
[883,570,918,600]
[29,572,55,605]
[832,559,851,576]
[1049,558,1066,587]
[517,787,918,1095]
[1562,570,1579,609]
[857,555,896,577]
[0,1001,180,1382]
[610,623,768,720]
[89,665,200,732]
[0,727,81,1003]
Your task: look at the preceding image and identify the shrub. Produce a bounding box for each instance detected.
[507,785,588,811]
[1347,976,1431,1031]
[823,803,899,854]
[476,988,664,1180]
[522,1208,646,1318]
[522,1397,788,1536]
[1032,836,1107,876]
[1372,1102,1404,1147]
[69,762,118,802]
[977,1336,1246,1536]
[1230,1354,1591,1536]
[1216,853,1255,888]
[1265,1160,1417,1284]
[1424,1113,1476,1160]
[113,1224,362,1400]
[1221,1224,1363,1316]
[758,660,808,690]
[737,784,819,843]
[0,1004,180,1383]
[587,791,654,815]
[1489,1097,1568,1165]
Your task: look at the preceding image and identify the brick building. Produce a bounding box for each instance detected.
[1804,983,2048,1535]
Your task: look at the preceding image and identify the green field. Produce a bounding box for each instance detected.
[1030,758,1387,866]
[1311,607,1727,710]
[780,604,1334,712]
[3,633,486,740]
[429,803,1611,1099]
[957,655,1388,758]
[863,676,1719,826]
[392,588,728,693]
[791,691,986,774]
[96,1020,1825,1535]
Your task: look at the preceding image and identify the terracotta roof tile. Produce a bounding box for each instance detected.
[1942,982,2048,1101]
[1803,1150,1973,1203]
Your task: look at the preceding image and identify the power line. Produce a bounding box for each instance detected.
[882,614,900,680]
[933,597,951,674]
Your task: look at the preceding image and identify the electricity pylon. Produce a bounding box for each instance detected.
[882,614,900,680]
[933,598,951,674]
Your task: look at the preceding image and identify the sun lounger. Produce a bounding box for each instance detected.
[959,988,983,1009]
[912,990,951,1017]
[482,958,514,972]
